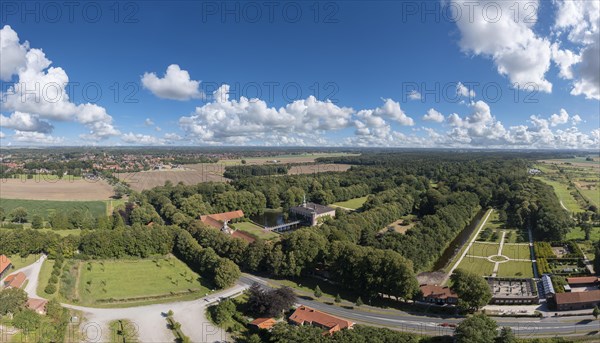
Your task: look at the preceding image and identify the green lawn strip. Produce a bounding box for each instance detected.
[77,257,210,306]
[566,227,600,241]
[496,261,534,278]
[331,196,369,210]
[456,257,495,277]
[0,228,82,237]
[37,259,57,300]
[232,221,279,240]
[578,187,600,208]
[533,176,584,213]
[0,198,107,220]
[466,242,500,258]
[501,244,531,260]
[7,254,41,270]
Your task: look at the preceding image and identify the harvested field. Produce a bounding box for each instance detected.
[0,178,113,201]
[117,169,228,192]
[288,164,351,175]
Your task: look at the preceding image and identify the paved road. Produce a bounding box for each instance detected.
[240,274,600,338]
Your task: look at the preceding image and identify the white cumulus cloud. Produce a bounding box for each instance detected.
[142,64,203,100]
[423,108,445,123]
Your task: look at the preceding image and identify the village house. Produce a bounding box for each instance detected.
[0,255,12,280]
[249,317,277,330]
[289,306,354,335]
[200,210,256,244]
[26,298,48,315]
[3,272,27,289]
[419,284,458,305]
[289,196,336,226]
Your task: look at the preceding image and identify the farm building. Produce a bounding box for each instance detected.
[554,290,600,311]
[0,255,12,280]
[486,277,539,305]
[419,284,458,305]
[289,306,354,335]
[566,276,600,287]
[289,197,336,226]
[200,210,255,243]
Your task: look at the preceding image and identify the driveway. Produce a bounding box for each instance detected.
[13,255,245,343]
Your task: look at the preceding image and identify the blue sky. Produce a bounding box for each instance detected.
[0,0,598,148]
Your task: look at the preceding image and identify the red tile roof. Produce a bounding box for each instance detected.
[420,284,458,300]
[566,277,600,285]
[289,306,353,334]
[555,290,600,305]
[249,317,276,330]
[4,272,27,289]
[0,255,12,274]
[232,230,256,244]
[200,211,245,229]
[26,298,48,313]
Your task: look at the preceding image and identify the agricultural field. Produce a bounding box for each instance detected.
[117,169,227,192]
[0,198,107,220]
[233,221,279,240]
[331,196,369,210]
[496,261,534,278]
[0,178,114,201]
[288,164,352,175]
[77,257,210,306]
[213,152,359,166]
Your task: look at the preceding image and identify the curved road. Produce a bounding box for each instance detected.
[7,256,600,341]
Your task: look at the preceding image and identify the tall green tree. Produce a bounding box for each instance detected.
[454,314,498,343]
[9,207,28,223]
[450,269,492,311]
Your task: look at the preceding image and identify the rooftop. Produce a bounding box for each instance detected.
[289,306,353,334]
[0,255,12,274]
[566,277,599,285]
[249,317,276,330]
[555,290,600,305]
[290,203,335,216]
[4,272,27,289]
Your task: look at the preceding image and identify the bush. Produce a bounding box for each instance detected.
[44,284,57,294]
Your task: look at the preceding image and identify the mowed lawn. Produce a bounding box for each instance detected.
[0,198,107,220]
[7,254,42,270]
[234,221,279,240]
[331,196,369,210]
[457,257,495,276]
[467,242,500,257]
[566,226,600,241]
[501,244,531,260]
[78,257,210,305]
[533,177,583,213]
[497,261,534,278]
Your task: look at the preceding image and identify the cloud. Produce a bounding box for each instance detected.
[0,26,119,140]
[449,0,552,93]
[164,133,182,141]
[144,118,155,126]
[0,25,28,81]
[0,112,54,133]
[408,90,421,100]
[179,84,354,144]
[457,82,476,98]
[142,64,203,100]
[122,132,166,145]
[422,108,445,123]
[0,131,5,139]
[12,130,64,144]
[371,98,414,126]
[571,114,583,125]
[552,1,600,100]
[549,108,570,126]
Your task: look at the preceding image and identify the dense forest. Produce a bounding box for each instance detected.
[0,152,585,301]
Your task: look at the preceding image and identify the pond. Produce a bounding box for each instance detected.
[250,209,286,227]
